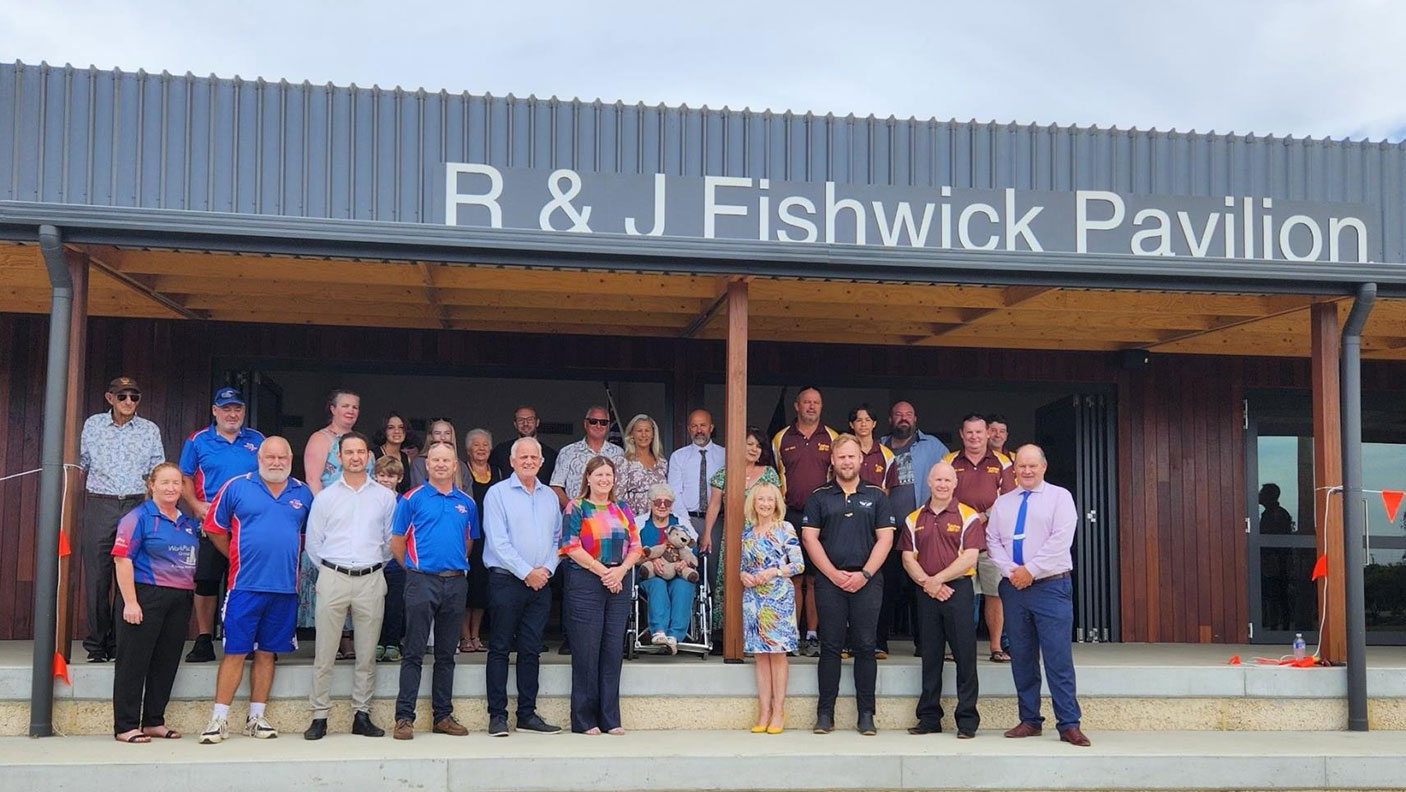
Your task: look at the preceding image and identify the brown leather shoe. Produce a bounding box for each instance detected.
[1059,726,1091,747]
[433,716,469,736]
[1003,722,1043,738]
[393,718,414,740]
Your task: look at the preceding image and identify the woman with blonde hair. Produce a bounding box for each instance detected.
[619,414,669,516]
[740,481,803,734]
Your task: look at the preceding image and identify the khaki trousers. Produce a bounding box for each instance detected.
[309,566,387,717]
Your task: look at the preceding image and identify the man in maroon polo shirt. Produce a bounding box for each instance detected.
[772,386,837,657]
[942,413,1015,662]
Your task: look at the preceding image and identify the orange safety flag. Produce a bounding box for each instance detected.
[1227,654,1241,665]
[57,530,71,558]
[1311,555,1329,581]
[1382,490,1405,523]
[53,652,70,685]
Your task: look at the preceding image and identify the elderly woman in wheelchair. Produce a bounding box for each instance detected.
[633,483,700,654]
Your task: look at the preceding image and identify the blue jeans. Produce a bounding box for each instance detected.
[638,575,696,641]
[1000,576,1081,731]
[564,565,629,732]
[486,569,551,720]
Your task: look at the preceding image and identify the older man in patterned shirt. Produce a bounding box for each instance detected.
[79,376,165,662]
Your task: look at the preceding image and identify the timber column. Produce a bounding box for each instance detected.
[722,279,748,661]
[1310,300,1345,664]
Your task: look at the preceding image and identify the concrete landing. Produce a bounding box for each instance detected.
[5,729,1404,791]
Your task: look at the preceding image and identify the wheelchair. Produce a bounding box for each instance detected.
[625,554,713,660]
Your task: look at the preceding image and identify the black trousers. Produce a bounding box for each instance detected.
[485,569,551,720]
[563,565,629,733]
[396,571,467,722]
[874,546,905,650]
[915,577,980,733]
[379,560,406,648]
[112,584,193,732]
[84,494,144,655]
[815,571,883,716]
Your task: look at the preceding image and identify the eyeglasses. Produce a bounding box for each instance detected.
[585,418,611,427]
[651,498,675,507]
[114,393,140,403]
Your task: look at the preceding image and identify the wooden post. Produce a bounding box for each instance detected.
[55,248,89,659]
[722,280,748,662]
[1310,301,1345,664]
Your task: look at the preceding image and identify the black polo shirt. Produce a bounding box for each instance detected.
[801,481,896,571]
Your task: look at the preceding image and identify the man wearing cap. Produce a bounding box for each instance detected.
[78,376,165,663]
[179,387,265,663]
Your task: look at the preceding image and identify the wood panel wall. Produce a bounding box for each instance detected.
[2,314,1401,642]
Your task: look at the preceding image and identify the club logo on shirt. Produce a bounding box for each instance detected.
[455,504,469,514]
[817,443,831,452]
[173,545,199,565]
[946,522,962,532]
[288,499,305,510]
[243,442,257,451]
[857,499,873,508]
[986,466,1000,474]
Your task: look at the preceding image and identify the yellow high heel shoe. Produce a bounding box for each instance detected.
[766,712,785,734]
[750,723,768,733]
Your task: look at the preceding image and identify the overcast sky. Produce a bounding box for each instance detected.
[5,0,1404,141]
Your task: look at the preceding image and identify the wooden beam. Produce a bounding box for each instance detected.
[57,248,90,661]
[86,250,205,320]
[1311,302,1346,664]
[417,262,451,330]
[723,279,748,662]
[1146,300,1331,351]
[918,285,1055,339]
[679,284,730,339]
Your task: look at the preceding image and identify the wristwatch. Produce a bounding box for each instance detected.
[859,569,872,581]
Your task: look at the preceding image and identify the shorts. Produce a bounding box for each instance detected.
[785,508,815,576]
[222,590,298,654]
[975,552,1002,597]
[193,534,229,597]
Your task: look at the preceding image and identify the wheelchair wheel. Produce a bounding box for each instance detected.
[625,628,637,661]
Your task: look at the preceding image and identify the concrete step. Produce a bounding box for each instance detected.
[5,729,1404,791]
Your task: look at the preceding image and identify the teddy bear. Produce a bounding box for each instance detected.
[639,526,700,583]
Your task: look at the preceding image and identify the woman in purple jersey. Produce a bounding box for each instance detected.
[111,462,201,743]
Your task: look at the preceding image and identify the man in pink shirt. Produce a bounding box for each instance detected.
[985,445,1090,747]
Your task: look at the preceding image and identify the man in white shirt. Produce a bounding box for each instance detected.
[303,431,397,740]
[665,409,725,543]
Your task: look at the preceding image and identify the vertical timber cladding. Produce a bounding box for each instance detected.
[9,315,1403,643]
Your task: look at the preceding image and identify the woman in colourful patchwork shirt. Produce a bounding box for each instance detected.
[559,456,643,735]
[111,461,201,743]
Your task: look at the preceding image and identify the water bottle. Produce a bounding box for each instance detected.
[1292,633,1306,660]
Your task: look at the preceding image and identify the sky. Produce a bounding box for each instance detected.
[3,0,1405,142]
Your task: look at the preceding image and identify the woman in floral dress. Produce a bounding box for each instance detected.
[741,482,803,734]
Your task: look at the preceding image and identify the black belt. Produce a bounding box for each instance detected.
[1034,571,1071,583]
[320,560,384,577]
[87,492,144,501]
[688,511,707,518]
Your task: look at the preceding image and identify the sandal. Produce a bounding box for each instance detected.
[143,726,181,739]
[989,650,1011,663]
[471,638,486,652]
[115,730,151,743]
[457,640,473,654]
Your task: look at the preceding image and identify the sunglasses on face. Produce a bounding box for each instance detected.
[651,498,675,507]
[114,392,140,403]
[585,418,610,427]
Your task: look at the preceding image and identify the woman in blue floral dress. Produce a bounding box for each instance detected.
[741,482,804,734]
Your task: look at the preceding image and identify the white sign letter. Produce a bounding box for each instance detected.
[625,174,667,236]
[776,196,818,243]
[957,203,1000,250]
[1004,189,1044,251]
[704,176,750,239]
[872,201,934,247]
[825,182,866,244]
[444,163,503,227]
[1075,190,1125,253]
[1131,208,1173,256]
[1329,217,1368,263]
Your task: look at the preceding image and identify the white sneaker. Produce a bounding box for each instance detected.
[199,717,227,744]
[665,636,678,655]
[243,715,278,739]
[651,632,668,645]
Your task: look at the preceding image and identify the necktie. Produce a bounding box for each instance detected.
[1012,490,1032,566]
[697,448,709,513]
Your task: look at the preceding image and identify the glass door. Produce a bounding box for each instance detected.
[1246,392,1406,645]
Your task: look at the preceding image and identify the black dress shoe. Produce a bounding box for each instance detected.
[516,713,562,734]
[185,635,216,663]
[907,723,942,735]
[857,712,877,736]
[303,719,328,740]
[86,650,108,663]
[957,730,976,739]
[352,711,384,737]
[813,711,834,734]
[557,642,572,656]
[488,715,509,737]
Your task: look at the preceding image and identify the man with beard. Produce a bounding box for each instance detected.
[666,409,725,544]
[801,434,896,737]
[198,437,313,744]
[489,405,558,485]
[773,387,838,657]
[881,402,949,655]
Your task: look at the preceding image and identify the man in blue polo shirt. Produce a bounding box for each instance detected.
[391,442,480,740]
[197,437,312,745]
[179,387,265,663]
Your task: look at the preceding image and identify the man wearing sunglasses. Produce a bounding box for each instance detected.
[79,376,166,662]
[549,406,625,511]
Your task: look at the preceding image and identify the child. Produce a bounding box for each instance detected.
[374,455,406,662]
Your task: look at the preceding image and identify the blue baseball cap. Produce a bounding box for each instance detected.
[213,387,246,407]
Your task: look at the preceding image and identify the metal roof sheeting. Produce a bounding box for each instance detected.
[3,61,1404,263]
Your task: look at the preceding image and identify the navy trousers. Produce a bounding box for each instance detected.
[485,569,551,720]
[396,571,467,723]
[1000,575,1081,731]
[563,564,629,732]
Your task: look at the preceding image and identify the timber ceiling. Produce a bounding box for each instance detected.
[2,241,1404,359]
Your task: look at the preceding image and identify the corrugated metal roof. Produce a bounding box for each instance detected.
[3,60,1404,263]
